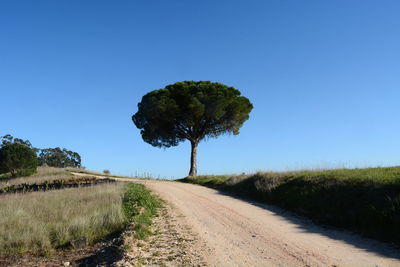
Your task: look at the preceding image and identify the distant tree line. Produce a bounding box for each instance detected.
[0,134,81,177]
[38,147,81,168]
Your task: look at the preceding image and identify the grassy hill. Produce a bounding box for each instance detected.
[180,166,400,243]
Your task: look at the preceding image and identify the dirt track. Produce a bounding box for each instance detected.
[73,173,400,266]
[141,179,400,267]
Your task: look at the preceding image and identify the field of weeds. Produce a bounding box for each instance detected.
[0,167,161,256]
[0,183,126,255]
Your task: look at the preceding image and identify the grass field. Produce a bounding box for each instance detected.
[180,166,400,243]
[0,167,161,255]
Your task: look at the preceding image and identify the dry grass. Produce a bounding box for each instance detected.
[66,168,105,176]
[0,183,126,255]
[0,167,73,189]
[66,168,131,179]
[0,166,162,256]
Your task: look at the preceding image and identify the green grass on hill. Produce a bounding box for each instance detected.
[179,166,400,243]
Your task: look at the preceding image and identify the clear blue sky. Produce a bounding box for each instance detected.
[1,1,399,178]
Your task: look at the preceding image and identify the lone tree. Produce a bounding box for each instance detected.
[132,81,253,177]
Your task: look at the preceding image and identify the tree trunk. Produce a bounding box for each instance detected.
[188,140,198,177]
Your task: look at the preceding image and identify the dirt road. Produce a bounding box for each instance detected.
[72,173,400,266]
[140,179,400,267]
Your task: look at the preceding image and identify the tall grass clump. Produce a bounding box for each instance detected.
[181,166,400,243]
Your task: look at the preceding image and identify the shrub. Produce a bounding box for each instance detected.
[103,170,110,175]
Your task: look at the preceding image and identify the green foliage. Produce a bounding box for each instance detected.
[103,169,110,174]
[132,81,253,176]
[1,134,35,149]
[0,134,81,176]
[38,147,81,168]
[133,81,253,147]
[122,183,161,239]
[0,141,38,177]
[182,166,400,243]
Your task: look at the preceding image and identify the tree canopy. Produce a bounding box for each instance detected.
[0,135,38,177]
[132,81,253,176]
[38,147,81,168]
[0,134,82,177]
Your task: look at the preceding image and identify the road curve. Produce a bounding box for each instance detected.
[72,173,400,266]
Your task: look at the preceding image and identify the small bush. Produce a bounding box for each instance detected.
[103,170,110,175]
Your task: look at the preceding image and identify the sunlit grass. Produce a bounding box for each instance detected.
[0,165,162,256]
[0,183,126,255]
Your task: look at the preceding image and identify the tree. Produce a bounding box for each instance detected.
[1,134,35,150]
[0,135,38,177]
[132,81,253,177]
[38,147,81,168]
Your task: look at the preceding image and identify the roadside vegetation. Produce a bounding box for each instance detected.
[0,167,161,256]
[180,166,400,243]
[122,182,161,240]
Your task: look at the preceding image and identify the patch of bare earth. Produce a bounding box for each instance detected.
[116,199,208,267]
